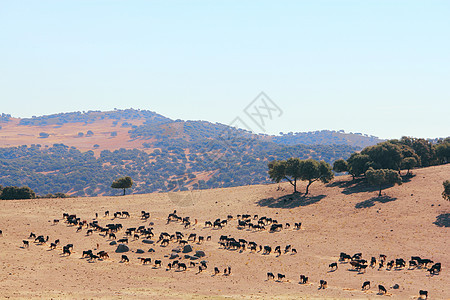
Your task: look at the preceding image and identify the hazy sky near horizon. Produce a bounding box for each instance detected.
[1,1,449,139]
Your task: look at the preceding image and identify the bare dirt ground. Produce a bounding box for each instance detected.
[0,164,449,299]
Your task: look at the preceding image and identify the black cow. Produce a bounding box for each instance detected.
[299,275,308,284]
[121,255,129,263]
[419,290,428,299]
[267,272,275,280]
[329,262,338,270]
[362,281,370,290]
[319,280,327,289]
[378,285,387,294]
[277,273,285,281]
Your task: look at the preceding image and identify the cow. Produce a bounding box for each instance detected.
[23,240,29,248]
[329,262,338,270]
[177,262,186,271]
[263,246,272,255]
[428,263,441,275]
[267,272,275,280]
[118,238,128,244]
[53,219,59,225]
[214,267,220,275]
[154,260,162,268]
[395,258,406,269]
[370,257,377,268]
[299,275,308,284]
[319,280,327,289]
[98,251,109,259]
[419,290,428,299]
[140,258,152,264]
[277,273,285,282]
[121,255,129,263]
[362,281,370,290]
[198,236,204,244]
[340,252,352,261]
[378,285,387,295]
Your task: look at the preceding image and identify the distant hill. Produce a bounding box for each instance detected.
[0,109,381,196]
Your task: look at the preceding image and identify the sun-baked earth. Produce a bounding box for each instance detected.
[0,164,449,299]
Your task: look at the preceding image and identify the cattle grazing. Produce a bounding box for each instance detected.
[161,239,170,247]
[122,211,130,218]
[428,263,441,275]
[408,260,417,269]
[134,234,140,240]
[198,236,204,244]
[98,251,109,259]
[188,233,196,242]
[419,290,428,299]
[121,255,129,263]
[319,280,327,289]
[277,273,285,282]
[206,236,212,241]
[378,285,387,295]
[378,260,385,269]
[140,258,152,264]
[267,272,275,280]
[419,258,434,268]
[352,253,362,260]
[86,229,93,236]
[104,211,109,217]
[109,233,116,240]
[53,219,59,225]
[284,245,291,253]
[205,221,212,227]
[190,262,196,268]
[154,260,162,268]
[362,281,370,290]
[117,238,128,244]
[329,262,338,270]
[23,240,29,248]
[227,266,231,275]
[177,262,186,271]
[82,250,93,258]
[370,257,377,268]
[29,232,36,239]
[395,258,406,269]
[49,243,57,249]
[379,254,387,261]
[269,224,282,232]
[62,246,71,256]
[299,275,308,284]
[340,252,352,261]
[294,222,302,230]
[386,260,394,270]
[274,246,281,256]
[291,248,297,254]
[263,246,272,255]
[214,267,220,275]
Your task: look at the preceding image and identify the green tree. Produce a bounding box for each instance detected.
[333,159,348,173]
[347,153,371,179]
[401,157,418,176]
[435,142,450,164]
[300,159,334,195]
[268,158,302,193]
[0,186,36,200]
[365,168,402,197]
[111,176,133,195]
[361,142,403,171]
[442,180,450,201]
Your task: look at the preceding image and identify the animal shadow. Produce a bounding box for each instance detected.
[256,193,326,208]
[355,196,397,209]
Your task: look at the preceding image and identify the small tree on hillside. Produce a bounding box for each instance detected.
[401,157,417,176]
[347,153,371,179]
[111,176,133,195]
[300,159,334,195]
[365,168,402,197]
[268,158,302,193]
[333,159,348,173]
[442,180,450,201]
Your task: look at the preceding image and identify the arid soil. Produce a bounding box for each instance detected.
[0,164,449,299]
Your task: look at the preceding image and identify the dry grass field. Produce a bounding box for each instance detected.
[0,164,449,299]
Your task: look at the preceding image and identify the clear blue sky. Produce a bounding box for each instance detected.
[1,1,449,139]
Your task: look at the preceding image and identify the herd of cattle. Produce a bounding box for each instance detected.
[0,208,441,299]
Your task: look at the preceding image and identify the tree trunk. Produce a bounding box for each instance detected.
[293,179,298,193]
[378,185,382,197]
[123,188,126,196]
[305,181,312,195]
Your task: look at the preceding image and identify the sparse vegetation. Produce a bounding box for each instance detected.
[0,186,36,200]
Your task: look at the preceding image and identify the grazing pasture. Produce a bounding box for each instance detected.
[0,164,448,299]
